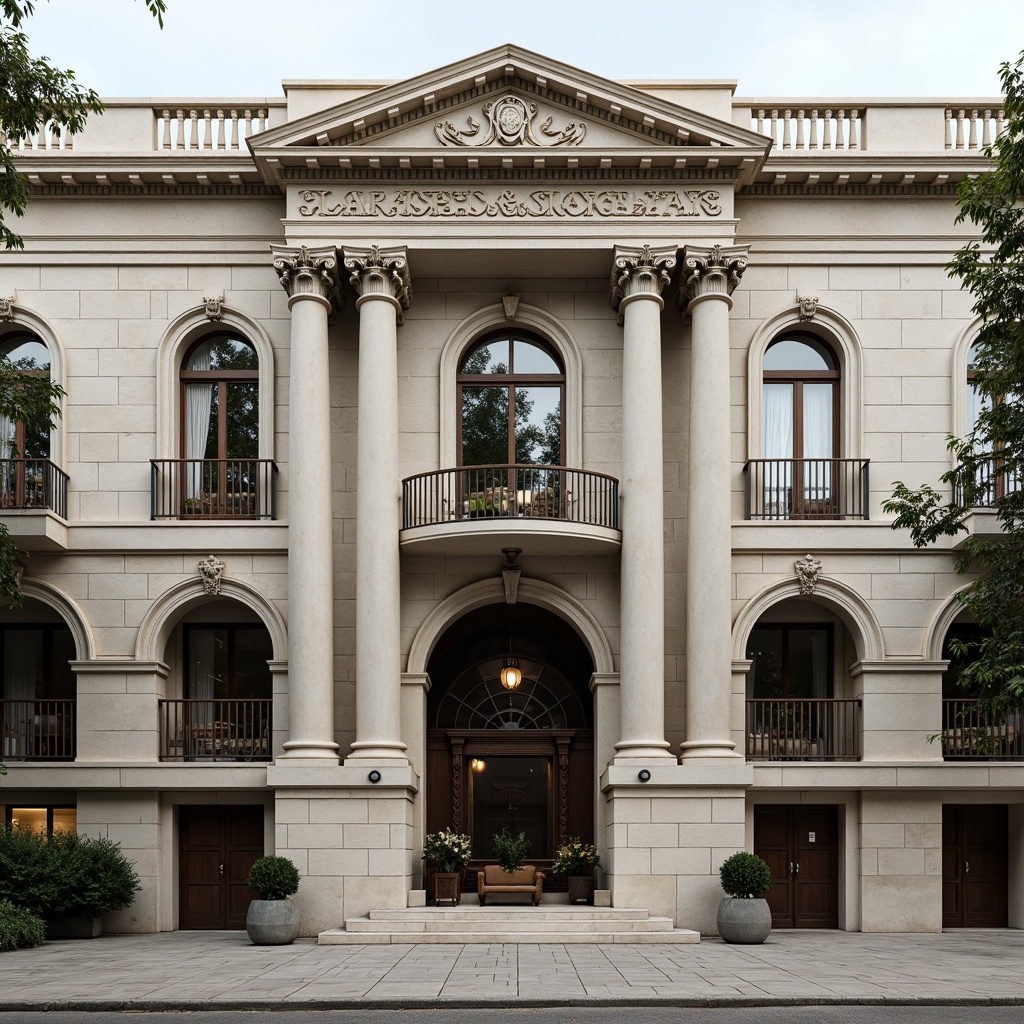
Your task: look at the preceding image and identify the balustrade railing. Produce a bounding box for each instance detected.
[945,107,1003,151]
[954,458,1021,508]
[744,458,869,520]
[751,107,863,151]
[401,465,619,530]
[1,699,76,761]
[942,699,1023,760]
[150,459,277,519]
[155,107,272,151]
[0,459,69,517]
[158,699,272,761]
[746,699,861,761]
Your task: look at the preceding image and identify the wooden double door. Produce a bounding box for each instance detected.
[942,805,1007,928]
[754,804,839,928]
[179,805,263,929]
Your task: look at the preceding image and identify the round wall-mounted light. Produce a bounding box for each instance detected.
[500,656,522,691]
[368,770,382,784]
[470,758,486,773]
[637,769,652,783]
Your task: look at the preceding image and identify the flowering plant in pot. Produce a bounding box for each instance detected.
[422,829,471,905]
[245,855,301,945]
[551,838,601,905]
[716,851,772,944]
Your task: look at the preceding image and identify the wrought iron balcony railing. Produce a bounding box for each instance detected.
[1,699,76,761]
[0,459,68,517]
[150,459,277,519]
[158,698,272,761]
[954,459,1021,509]
[402,465,619,530]
[744,459,870,520]
[942,699,1024,760]
[745,698,862,761]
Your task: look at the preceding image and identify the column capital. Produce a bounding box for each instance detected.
[610,244,676,325]
[343,244,412,323]
[678,243,750,312]
[271,244,343,316]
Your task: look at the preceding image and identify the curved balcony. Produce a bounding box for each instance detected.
[401,465,621,556]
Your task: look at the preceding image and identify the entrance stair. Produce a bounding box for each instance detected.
[319,900,700,945]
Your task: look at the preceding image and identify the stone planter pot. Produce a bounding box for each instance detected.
[716,897,772,944]
[246,899,301,945]
[432,871,462,905]
[566,875,594,905]
[46,917,102,939]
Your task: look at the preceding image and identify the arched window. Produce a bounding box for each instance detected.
[1,332,53,509]
[178,333,260,516]
[457,330,564,467]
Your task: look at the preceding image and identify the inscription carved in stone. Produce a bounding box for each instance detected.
[435,94,586,147]
[298,187,722,220]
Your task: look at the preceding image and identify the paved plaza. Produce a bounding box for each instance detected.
[2,930,1024,1009]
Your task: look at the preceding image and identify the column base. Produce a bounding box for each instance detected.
[345,740,409,763]
[678,739,741,760]
[279,739,341,762]
[612,740,674,760]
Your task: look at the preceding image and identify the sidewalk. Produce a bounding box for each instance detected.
[2,929,1024,1009]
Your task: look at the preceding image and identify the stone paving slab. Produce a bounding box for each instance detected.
[2,930,1024,1009]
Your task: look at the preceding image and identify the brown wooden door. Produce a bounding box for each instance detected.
[942,805,1007,928]
[754,804,839,928]
[179,805,263,929]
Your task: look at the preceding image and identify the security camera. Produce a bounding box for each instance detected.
[368,770,382,784]
[637,769,652,782]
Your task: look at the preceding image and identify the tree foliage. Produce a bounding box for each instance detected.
[885,51,1024,713]
[1,1,166,249]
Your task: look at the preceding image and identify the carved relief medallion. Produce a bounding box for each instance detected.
[435,94,586,147]
[794,553,823,595]
[198,554,226,595]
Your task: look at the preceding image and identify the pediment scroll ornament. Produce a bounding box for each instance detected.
[795,553,824,595]
[435,94,586,148]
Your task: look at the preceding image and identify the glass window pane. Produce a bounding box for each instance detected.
[471,756,549,859]
[803,383,834,460]
[10,808,48,834]
[967,383,988,435]
[233,628,273,700]
[226,382,259,459]
[2,629,43,699]
[51,628,76,700]
[461,340,509,375]
[747,627,784,699]
[514,387,560,464]
[512,338,560,374]
[763,383,794,459]
[787,628,830,699]
[764,337,835,371]
[209,336,257,370]
[462,386,509,465]
[52,808,77,833]
[187,627,227,700]
[0,338,50,371]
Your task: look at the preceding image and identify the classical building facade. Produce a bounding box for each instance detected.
[1,45,1020,937]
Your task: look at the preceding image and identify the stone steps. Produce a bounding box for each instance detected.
[319,903,700,945]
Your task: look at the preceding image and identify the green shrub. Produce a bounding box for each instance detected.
[718,851,772,899]
[0,825,140,920]
[0,899,45,952]
[492,829,530,873]
[247,856,300,900]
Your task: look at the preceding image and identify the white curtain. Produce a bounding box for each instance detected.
[0,413,15,505]
[763,384,793,515]
[185,341,214,499]
[802,383,833,502]
[188,629,218,733]
[810,629,830,700]
[3,629,41,757]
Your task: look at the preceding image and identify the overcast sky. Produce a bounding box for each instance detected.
[20,0,1024,98]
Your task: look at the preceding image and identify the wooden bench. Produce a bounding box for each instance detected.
[477,864,545,906]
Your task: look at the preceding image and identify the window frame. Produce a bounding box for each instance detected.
[0,622,76,701]
[745,622,835,701]
[182,622,273,701]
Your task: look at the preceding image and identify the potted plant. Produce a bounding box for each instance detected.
[245,855,301,945]
[716,851,773,944]
[492,828,530,874]
[422,828,472,905]
[551,837,601,905]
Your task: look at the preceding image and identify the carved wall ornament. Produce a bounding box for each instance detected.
[797,293,819,321]
[795,553,824,595]
[270,243,343,317]
[343,245,412,323]
[435,94,586,148]
[0,295,15,321]
[203,295,224,321]
[198,554,227,595]
[610,243,677,324]
[502,294,520,322]
[501,547,523,605]
[678,243,750,309]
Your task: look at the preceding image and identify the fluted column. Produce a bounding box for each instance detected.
[272,244,343,761]
[343,245,412,761]
[678,244,749,760]
[610,244,676,760]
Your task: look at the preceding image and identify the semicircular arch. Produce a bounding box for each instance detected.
[408,577,613,676]
[923,585,974,662]
[17,578,94,661]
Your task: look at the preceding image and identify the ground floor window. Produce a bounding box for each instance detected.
[4,805,76,835]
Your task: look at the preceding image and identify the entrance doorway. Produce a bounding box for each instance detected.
[426,603,594,886]
[179,805,263,929]
[942,804,1008,927]
[754,804,839,928]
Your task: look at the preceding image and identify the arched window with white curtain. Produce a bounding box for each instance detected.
[0,332,52,508]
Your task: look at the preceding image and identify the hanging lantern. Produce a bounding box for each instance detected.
[500,656,522,691]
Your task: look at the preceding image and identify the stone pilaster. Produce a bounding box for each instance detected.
[343,245,411,762]
[272,244,342,762]
[678,244,749,760]
[610,244,676,760]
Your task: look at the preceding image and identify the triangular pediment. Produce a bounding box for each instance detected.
[249,45,769,182]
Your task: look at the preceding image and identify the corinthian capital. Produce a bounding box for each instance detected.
[271,244,343,316]
[343,245,412,324]
[678,244,750,311]
[609,244,677,325]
